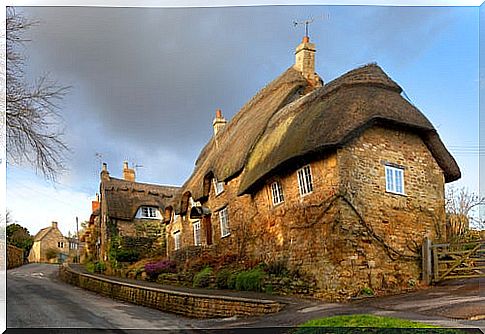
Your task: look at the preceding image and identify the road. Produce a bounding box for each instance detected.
[7,263,192,330]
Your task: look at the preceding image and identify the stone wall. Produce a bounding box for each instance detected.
[59,264,283,318]
[7,244,24,269]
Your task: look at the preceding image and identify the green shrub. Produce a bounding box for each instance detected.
[360,287,374,296]
[215,268,232,289]
[85,260,106,274]
[86,261,95,273]
[265,258,289,277]
[235,268,265,292]
[227,271,238,289]
[115,250,140,263]
[193,267,212,288]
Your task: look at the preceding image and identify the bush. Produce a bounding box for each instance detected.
[265,258,289,277]
[115,250,140,263]
[144,259,177,281]
[45,248,59,260]
[227,271,238,289]
[235,268,265,292]
[193,267,213,288]
[215,268,232,289]
[86,260,106,274]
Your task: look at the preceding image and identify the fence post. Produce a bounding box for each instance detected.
[422,237,432,285]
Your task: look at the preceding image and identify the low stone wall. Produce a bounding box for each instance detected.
[7,244,24,269]
[59,264,284,318]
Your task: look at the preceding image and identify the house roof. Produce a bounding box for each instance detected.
[102,176,181,221]
[182,66,314,200]
[182,63,460,200]
[33,227,52,242]
[238,64,461,194]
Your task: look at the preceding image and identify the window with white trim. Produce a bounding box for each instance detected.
[297,165,313,196]
[219,207,230,237]
[385,165,405,195]
[136,206,160,219]
[193,221,201,246]
[173,230,181,250]
[271,181,284,206]
[213,178,224,196]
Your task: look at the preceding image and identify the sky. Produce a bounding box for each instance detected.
[3,2,482,236]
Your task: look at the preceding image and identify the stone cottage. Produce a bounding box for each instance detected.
[28,221,69,263]
[164,36,461,295]
[97,162,180,261]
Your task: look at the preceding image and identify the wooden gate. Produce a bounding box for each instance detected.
[424,239,485,283]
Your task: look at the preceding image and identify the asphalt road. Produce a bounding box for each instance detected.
[7,263,192,330]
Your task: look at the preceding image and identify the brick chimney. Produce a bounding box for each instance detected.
[122,161,136,182]
[212,109,227,137]
[294,36,322,86]
[92,193,100,212]
[100,162,110,181]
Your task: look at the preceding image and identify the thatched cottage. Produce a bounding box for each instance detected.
[97,162,180,261]
[164,36,460,295]
[28,221,69,263]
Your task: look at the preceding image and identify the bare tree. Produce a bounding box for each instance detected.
[445,186,485,238]
[6,8,69,180]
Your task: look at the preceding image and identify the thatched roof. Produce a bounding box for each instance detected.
[182,63,460,201]
[238,64,461,194]
[183,67,313,200]
[101,176,181,221]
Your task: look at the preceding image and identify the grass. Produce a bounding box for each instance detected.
[297,314,472,334]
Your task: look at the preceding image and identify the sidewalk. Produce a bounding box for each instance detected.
[68,264,485,330]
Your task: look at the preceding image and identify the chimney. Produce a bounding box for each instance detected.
[52,221,58,229]
[212,109,227,137]
[122,161,136,182]
[92,193,100,212]
[100,162,110,181]
[294,36,322,86]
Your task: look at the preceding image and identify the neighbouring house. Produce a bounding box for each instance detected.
[97,162,180,262]
[163,36,461,296]
[28,222,69,263]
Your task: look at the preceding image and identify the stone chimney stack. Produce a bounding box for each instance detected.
[52,221,58,229]
[294,36,322,86]
[122,161,136,182]
[101,163,110,181]
[213,109,227,137]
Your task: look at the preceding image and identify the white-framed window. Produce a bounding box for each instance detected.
[136,206,161,219]
[213,178,224,196]
[385,165,405,195]
[297,165,313,196]
[219,207,230,238]
[193,221,201,246]
[173,230,181,250]
[271,181,285,206]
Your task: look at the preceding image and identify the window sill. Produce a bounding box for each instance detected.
[299,191,313,198]
[272,201,285,208]
[214,190,225,197]
[221,233,231,239]
[386,190,407,197]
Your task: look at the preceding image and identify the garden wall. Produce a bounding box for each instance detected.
[59,264,283,318]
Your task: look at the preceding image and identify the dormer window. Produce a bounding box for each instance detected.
[213,178,224,196]
[135,206,161,219]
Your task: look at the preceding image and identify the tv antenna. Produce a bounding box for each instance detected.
[95,152,103,165]
[293,18,314,38]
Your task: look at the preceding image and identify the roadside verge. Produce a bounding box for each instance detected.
[59,263,284,318]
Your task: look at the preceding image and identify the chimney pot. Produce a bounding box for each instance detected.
[302,36,310,43]
[213,109,227,137]
[52,221,58,228]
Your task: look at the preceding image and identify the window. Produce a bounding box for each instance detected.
[385,165,405,195]
[173,231,181,250]
[271,181,284,206]
[57,242,64,248]
[136,206,160,219]
[297,165,313,196]
[213,178,224,196]
[219,207,230,237]
[193,221,201,246]
[172,213,180,223]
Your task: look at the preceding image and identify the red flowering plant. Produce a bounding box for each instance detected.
[144,259,177,281]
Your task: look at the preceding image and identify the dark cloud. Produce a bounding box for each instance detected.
[17,5,464,189]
